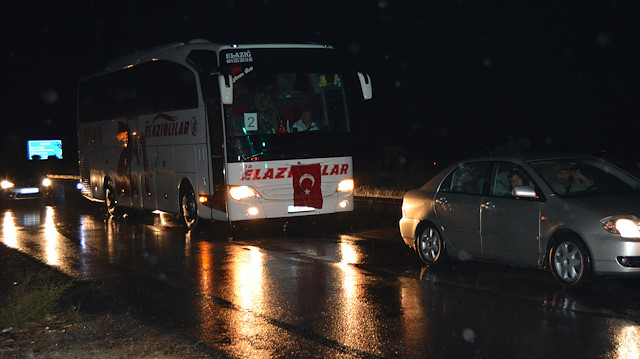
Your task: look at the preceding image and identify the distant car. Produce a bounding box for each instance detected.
[399,154,640,288]
[0,166,52,201]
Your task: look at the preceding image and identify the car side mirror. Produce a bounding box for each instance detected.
[512,186,537,198]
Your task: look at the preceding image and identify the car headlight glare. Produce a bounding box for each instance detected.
[337,178,354,192]
[229,185,261,201]
[1,180,14,189]
[601,216,640,238]
[42,178,52,187]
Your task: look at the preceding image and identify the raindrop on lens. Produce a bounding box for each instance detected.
[462,328,476,343]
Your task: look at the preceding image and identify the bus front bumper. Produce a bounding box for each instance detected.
[226,192,354,221]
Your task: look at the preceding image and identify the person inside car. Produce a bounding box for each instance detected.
[551,163,593,194]
[509,169,534,189]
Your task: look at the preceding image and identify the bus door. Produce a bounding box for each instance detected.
[114,118,135,208]
[132,115,158,210]
[125,117,142,207]
[117,116,153,209]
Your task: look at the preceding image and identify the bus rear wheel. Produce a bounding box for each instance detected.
[180,183,198,230]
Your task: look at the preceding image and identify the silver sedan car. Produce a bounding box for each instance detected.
[399,154,640,288]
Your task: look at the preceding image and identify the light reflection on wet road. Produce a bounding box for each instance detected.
[2,192,640,358]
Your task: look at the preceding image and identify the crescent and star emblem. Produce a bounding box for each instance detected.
[299,173,316,195]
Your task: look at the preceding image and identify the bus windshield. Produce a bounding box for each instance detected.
[219,48,352,162]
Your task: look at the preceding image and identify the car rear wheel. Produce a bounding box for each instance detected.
[549,236,592,288]
[416,225,446,265]
[180,183,198,230]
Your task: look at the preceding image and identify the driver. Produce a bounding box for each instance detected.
[552,163,593,194]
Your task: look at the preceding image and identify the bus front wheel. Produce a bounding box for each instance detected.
[105,180,117,217]
[180,183,198,230]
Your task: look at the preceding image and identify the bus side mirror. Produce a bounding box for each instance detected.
[357,72,373,100]
[218,74,234,105]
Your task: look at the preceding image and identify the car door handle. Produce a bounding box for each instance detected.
[481,201,495,209]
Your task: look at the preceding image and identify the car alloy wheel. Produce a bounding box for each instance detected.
[550,237,591,288]
[417,225,444,265]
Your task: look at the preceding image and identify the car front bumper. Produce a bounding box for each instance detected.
[1,187,44,200]
[588,233,640,275]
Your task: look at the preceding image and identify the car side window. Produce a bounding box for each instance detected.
[441,163,491,195]
[491,163,537,197]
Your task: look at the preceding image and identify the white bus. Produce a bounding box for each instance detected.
[77,40,372,229]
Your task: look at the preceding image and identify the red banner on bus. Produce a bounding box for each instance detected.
[292,164,323,209]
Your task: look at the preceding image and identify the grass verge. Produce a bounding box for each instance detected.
[0,245,75,329]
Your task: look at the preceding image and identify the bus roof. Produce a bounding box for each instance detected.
[103,40,334,73]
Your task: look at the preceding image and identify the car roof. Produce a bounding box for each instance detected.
[457,153,593,165]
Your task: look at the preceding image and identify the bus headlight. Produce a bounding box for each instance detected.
[1,180,14,189]
[42,178,52,187]
[337,178,354,192]
[229,185,261,200]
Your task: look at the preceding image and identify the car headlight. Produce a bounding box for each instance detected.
[601,216,640,238]
[42,178,52,187]
[337,178,354,192]
[229,185,261,200]
[1,180,14,189]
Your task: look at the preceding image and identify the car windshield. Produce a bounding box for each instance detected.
[528,157,640,197]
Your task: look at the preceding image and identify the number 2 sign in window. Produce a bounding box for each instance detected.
[244,112,258,132]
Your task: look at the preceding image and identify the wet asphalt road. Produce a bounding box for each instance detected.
[2,182,640,358]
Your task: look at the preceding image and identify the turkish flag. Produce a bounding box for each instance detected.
[292,164,323,209]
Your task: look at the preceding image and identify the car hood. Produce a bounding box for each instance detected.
[564,192,640,216]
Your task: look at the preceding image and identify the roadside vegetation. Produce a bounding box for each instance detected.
[0,246,76,329]
[0,244,217,358]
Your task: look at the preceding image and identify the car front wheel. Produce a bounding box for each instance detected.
[549,236,592,288]
[416,225,446,265]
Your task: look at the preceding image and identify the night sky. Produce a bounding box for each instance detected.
[2,1,639,169]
